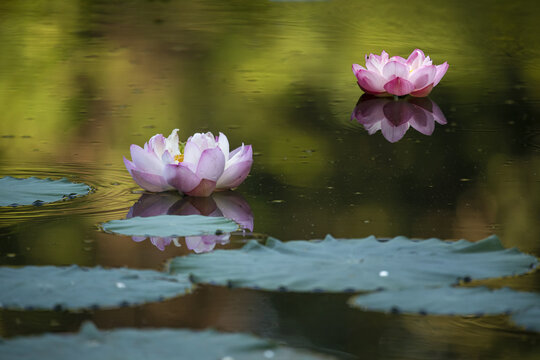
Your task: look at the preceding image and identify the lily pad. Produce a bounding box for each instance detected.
[168,235,537,292]
[0,322,336,360]
[350,286,540,317]
[101,215,239,237]
[0,177,90,207]
[511,306,540,332]
[0,265,192,310]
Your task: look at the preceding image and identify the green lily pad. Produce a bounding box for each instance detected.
[0,322,336,360]
[168,235,537,292]
[0,266,192,310]
[101,215,239,237]
[511,306,540,332]
[350,286,540,316]
[0,177,90,207]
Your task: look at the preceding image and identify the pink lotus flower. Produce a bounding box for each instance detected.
[124,129,253,197]
[352,49,449,97]
[351,94,447,143]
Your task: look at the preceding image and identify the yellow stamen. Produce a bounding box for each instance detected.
[174,154,184,162]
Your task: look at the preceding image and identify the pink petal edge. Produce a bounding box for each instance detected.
[185,179,217,197]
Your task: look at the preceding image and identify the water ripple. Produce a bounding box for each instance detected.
[0,161,140,228]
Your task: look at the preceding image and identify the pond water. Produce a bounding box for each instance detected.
[1,0,539,358]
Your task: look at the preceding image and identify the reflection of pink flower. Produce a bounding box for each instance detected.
[127,192,253,252]
[124,130,253,197]
[185,235,230,254]
[127,192,180,218]
[351,95,447,143]
[352,49,448,97]
[132,236,175,251]
[212,192,254,232]
[180,192,254,253]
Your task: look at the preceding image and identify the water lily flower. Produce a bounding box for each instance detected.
[351,94,447,143]
[352,49,449,97]
[123,130,179,192]
[124,129,253,196]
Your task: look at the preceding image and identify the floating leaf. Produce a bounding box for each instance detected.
[101,215,238,237]
[0,266,192,310]
[0,321,335,360]
[511,306,540,332]
[0,177,90,207]
[168,235,537,292]
[350,286,540,318]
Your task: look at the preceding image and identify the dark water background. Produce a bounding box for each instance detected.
[0,0,539,358]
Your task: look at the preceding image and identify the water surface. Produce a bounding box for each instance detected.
[1,0,539,358]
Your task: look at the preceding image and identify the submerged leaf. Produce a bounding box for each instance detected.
[101,214,239,237]
[0,266,192,310]
[0,177,90,207]
[0,321,336,360]
[350,286,540,317]
[168,235,537,292]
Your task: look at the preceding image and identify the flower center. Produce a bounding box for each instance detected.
[174,154,184,162]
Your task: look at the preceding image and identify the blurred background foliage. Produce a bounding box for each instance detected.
[0,0,539,266]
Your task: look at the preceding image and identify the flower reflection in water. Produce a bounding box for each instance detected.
[126,192,253,252]
[351,94,447,143]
